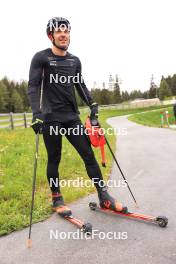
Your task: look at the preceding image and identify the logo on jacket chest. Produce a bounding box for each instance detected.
[48,57,75,67]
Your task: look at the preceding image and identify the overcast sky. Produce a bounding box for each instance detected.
[0,0,176,92]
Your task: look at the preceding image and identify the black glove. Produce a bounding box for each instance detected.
[90,103,99,126]
[90,102,98,120]
[31,114,43,134]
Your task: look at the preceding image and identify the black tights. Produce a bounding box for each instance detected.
[43,118,104,193]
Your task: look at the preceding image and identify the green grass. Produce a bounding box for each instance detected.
[0,105,172,236]
[128,107,175,127]
[163,96,176,101]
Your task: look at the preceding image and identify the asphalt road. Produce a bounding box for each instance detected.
[0,116,176,264]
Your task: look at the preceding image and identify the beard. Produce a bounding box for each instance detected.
[53,38,70,51]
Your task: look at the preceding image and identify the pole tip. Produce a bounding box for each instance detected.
[135,202,139,208]
[27,239,32,248]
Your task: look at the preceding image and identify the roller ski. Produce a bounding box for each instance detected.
[52,193,92,234]
[89,201,168,228]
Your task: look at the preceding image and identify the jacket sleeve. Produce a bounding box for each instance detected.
[74,58,94,107]
[28,52,43,118]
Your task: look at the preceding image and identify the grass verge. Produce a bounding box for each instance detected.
[128,107,175,127]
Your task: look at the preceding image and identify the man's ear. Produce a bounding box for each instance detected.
[48,33,53,41]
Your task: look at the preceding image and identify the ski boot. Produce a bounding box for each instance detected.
[98,186,128,213]
[52,192,72,217]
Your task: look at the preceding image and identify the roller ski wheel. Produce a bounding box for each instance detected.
[89,202,98,210]
[81,222,93,234]
[156,216,168,228]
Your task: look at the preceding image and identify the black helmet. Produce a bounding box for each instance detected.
[46,17,71,36]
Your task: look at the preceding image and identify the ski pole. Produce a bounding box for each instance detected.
[104,135,138,207]
[27,133,40,248]
[76,83,138,207]
[27,70,44,248]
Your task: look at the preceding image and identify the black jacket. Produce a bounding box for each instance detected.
[28,48,94,122]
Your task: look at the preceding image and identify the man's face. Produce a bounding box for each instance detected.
[52,24,70,50]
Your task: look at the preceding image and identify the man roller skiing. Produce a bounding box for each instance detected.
[28,17,128,218]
